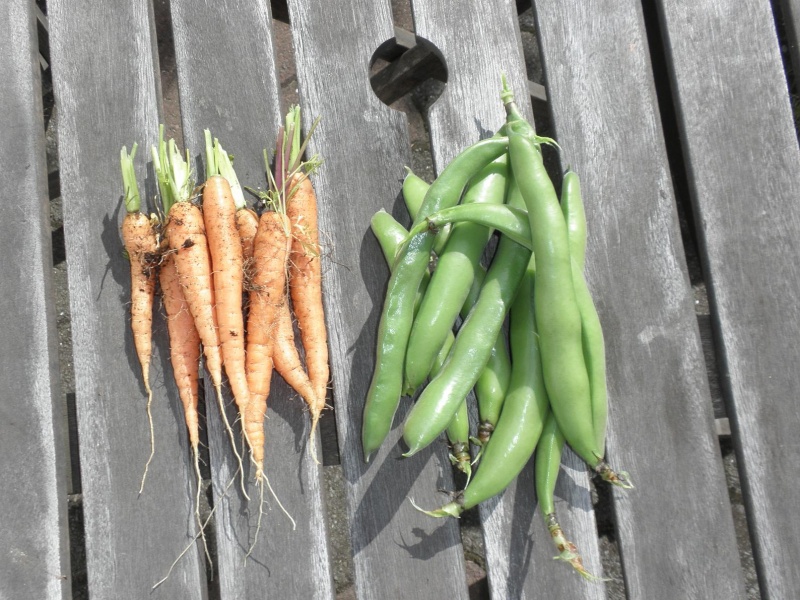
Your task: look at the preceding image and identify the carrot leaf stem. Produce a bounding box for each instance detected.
[152,125,193,215]
[204,129,216,181]
[120,143,141,214]
[212,138,247,210]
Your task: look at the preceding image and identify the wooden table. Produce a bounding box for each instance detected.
[3,0,800,598]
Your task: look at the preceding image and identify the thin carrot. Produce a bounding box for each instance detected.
[271,294,319,427]
[276,106,329,462]
[286,173,328,427]
[158,251,209,566]
[152,128,247,496]
[120,144,159,494]
[244,210,290,479]
[243,202,296,554]
[204,132,250,422]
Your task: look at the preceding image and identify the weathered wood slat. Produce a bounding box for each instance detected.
[412,1,606,597]
[0,3,69,598]
[532,1,746,598]
[286,1,469,598]
[657,1,800,597]
[167,1,334,596]
[47,1,207,597]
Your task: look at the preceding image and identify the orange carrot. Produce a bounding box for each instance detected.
[158,251,209,563]
[275,106,329,461]
[286,172,329,442]
[120,144,159,493]
[204,133,250,421]
[272,294,319,426]
[237,207,259,273]
[153,131,247,496]
[244,210,290,479]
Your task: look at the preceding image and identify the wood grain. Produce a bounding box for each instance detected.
[286,1,469,598]
[657,0,800,597]
[532,0,746,598]
[167,0,334,596]
[0,2,69,598]
[412,0,606,597]
[47,0,207,597]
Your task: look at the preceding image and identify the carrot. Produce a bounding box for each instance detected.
[276,106,329,462]
[244,210,290,479]
[286,172,328,442]
[272,294,320,429]
[158,251,209,565]
[152,129,247,496]
[120,144,159,493]
[237,207,259,275]
[204,132,250,421]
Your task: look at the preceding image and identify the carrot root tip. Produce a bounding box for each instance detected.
[138,383,155,495]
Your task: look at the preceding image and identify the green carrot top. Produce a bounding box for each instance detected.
[120,143,141,214]
[204,130,246,211]
[151,124,193,215]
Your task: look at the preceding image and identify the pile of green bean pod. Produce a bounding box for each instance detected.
[363,81,631,580]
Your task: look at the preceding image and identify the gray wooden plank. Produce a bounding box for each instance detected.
[657,1,800,597]
[411,1,607,597]
[286,1,470,598]
[167,1,334,596]
[0,2,69,597]
[532,1,747,598]
[47,0,207,597]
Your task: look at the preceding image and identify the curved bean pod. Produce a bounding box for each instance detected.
[416,251,547,515]
[404,156,509,392]
[504,100,600,469]
[363,137,508,461]
[401,178,531,456]
[463,269,511,446]
[561,172,608,454]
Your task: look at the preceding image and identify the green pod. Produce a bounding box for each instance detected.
[534,411,564,517]
[464,269,511,444]
[534,410,599,579]
[402,169,449,253]
[561,170,586,272]
[363,136,509,461]
[404,156,509,392]
[402,168,429,219]
[407,203,531,250]
[401,178,531,457]
[371,210,408,264]
[370,210,432,315]
[560,172,608,454]
[418,254,548,515]
[505,107,600,468]
[458,254,549,509]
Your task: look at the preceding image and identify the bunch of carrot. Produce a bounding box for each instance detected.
[118,106,329,559]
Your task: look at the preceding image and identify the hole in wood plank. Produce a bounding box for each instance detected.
[369,31,448,110]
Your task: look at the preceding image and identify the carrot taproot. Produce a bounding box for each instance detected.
[158,251,210,565]
[286,172,328,438]
[242,200,297,552]
[204,133,250,421]
[237,207,259,274]
[120,144,159,494]
[244,210,291,479]
[274,106,329,462]
[152,129,247,496]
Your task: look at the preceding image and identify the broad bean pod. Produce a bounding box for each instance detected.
[404,156,509,392]
[362,137,508,461]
